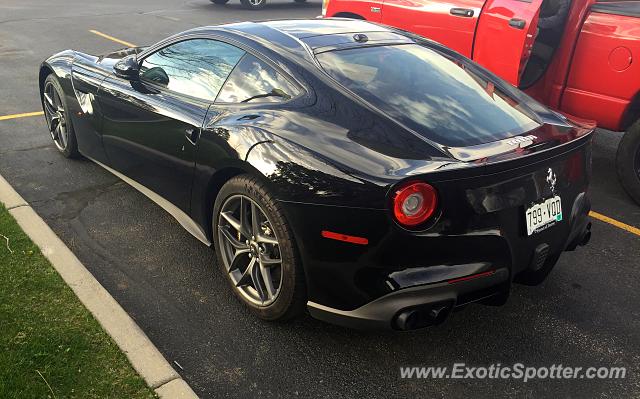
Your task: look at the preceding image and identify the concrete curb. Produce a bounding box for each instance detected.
[0,173,198,399]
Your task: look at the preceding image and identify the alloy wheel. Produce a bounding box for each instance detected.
[218,194,283,306]
[43,81,68,152]
[249,0,264,6]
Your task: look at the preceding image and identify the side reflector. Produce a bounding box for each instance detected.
[447,270,495,284]
[321,230,368,245]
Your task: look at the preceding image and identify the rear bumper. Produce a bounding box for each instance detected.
[308,268,510,330]
[305,200,592,331]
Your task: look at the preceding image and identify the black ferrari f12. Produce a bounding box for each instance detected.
[39,19,593,330]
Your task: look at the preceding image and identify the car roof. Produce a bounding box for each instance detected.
[186,19,414,61]
[258,18,392,39]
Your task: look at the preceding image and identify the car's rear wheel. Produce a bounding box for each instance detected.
[240,0,267,9]
[294,0,307,3]
[43,74,79,158]
[616,120,640,205]
[209,0,230,4]
[213,175,306,321]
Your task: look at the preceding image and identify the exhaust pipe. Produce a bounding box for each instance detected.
[393,302,452,331]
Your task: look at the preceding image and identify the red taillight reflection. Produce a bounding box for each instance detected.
[392,181,438,228]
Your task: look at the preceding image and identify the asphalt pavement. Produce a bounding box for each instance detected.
[1,1,639,397]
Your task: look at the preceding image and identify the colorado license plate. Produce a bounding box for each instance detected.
[525,196,563,235]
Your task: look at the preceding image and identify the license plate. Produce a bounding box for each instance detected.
[525,195,563,235]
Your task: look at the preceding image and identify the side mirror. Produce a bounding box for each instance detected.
[114,55,139,80]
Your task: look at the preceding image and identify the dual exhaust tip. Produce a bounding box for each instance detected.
[393,222,593,331]
[393,301,453,331]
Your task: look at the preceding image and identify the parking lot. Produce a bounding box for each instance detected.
[1,0,639,397]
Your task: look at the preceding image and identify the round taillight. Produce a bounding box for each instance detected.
[392,181,438,227]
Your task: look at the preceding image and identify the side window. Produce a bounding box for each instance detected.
[216,54,300,104]
[139,39,245,101]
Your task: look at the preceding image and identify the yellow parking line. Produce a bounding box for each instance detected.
[0,111,44,121]
[590,211,640,237]
[89,30,137,48]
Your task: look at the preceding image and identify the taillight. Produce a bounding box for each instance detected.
[392,181,438,228]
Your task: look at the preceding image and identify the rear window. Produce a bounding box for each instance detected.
[316,44,540,147]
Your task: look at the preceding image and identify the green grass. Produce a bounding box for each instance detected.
[0,205,156,399]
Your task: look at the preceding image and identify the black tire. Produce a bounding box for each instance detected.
[240,0,267,9]
[616,120,640,205]
[514,253,560,286]
[213,175,306,321]
[209,0,229,4]
[43,74,80,158]
[294,0,307,3]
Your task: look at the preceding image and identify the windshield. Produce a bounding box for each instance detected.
[316,44,540,147]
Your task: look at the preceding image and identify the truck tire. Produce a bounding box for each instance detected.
[616,120,640,205]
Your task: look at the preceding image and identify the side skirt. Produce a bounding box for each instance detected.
[88,157,212,246]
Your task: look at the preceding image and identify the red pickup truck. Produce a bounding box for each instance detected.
[323,0,640,204]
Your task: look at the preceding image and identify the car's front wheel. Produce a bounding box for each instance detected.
[213,175,306,321]
[616,120,640,205]
[42,74,79,158]
[240,0,267,9]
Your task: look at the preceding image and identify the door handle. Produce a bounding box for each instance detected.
[185,128,199,145]
[371,6,381,13]
[509,18,527,29]
[450,8,474,17]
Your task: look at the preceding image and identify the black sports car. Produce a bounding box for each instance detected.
[39,19,593,330]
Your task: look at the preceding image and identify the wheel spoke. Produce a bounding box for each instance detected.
[44,89,57,115]
[58,125,66,148]
[236,258,256,287]
[250,202,260,237]
[218,226,249,250]
[256,234,278,245]
[221,211,243,235]
[259,254,282,267]
[258,263,276,300]
[50,117,60,134]
[53,89,62,109]
[239,197,252,238]
[229,247,250,272]
[251,261,267,301]
[44,92,54,107]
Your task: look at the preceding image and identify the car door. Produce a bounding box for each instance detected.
[472,0,543,86]
[97,38,245,213]
[380,0,485,57]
